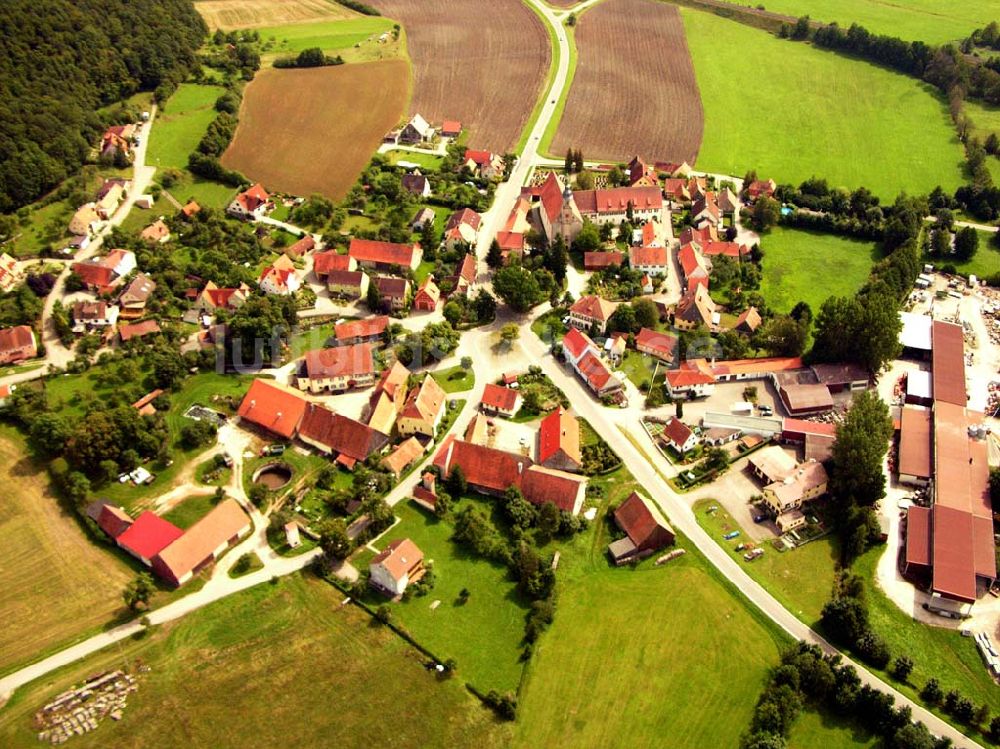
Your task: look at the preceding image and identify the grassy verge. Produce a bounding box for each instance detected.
[515,1,562,155]
[162,493,220,530]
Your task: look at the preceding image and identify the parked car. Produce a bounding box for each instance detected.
[752,514,766,523]
[723,530,740,540]
[744,548,764,562]
[261,444,287,457]
[220,452,234,468]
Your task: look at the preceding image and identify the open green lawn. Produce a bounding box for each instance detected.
[256,17,395,57]
[729,0,1000,43]
[693,499,838,627]
[0,575,509,748]
[682,8,966,198]
[147,83,225,171]
[928,230,1000,279]
[385,150,444,171]
[431,364,475,393]
[851,548,1000,725]
[515,474,790,749]
[360,501,530,693]
[162,493,219,530]
[789,708,875,748]
[758,226,880,312]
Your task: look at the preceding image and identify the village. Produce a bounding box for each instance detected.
[3,0,1000,741]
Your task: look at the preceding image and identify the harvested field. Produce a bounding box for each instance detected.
[195,0,354,31]
[371,0,550,153]
[551,0,703,164]
[221,61,409,199]
[0,430,132,676]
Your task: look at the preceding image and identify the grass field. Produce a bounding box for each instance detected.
[0,429,133,677]
[789,708,875,748]
[681,8,966,198]
[164,172,236,211]
[362,501,530,693]
[162,493,219,529]
[147,84,226,171]
[385,149,445,170]
[693,499,838,627]
[430,364,475,393]
[758,226,880,312]
[721,0,1000,44]
[0,575,509,748]
[254,16,396,57]
[222,62,408,199]
[513,466,790,748]
[928,230,1000,279]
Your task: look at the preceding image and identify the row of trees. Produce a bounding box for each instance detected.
[742,642,956,749]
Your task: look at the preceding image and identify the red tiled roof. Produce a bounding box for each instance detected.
[117,511,184,561]
[456,253,477,284]
[905,505,932,567]
[576,349,614,391]
[735,306,762,331]
[614,492,674,547]
[441,120,462,134]
[496,231,525,251]
[520,466,583,513]
[665,368,715,387]
[932,321,966,407]
[302,343,375,379]
[584,251,623,270]
[335,315,388,342]
[349,238,419,267]
[298,403,389,461]
[537,406,581,466]
[0,325,35,354]
[72,261,114,288]
[371,538,424,581]
[570,295,615,322]
[237,379,308,439]
[120,320,161,342]
[401,375,446,425]
[898,406,932,479]
[235,183,270,213]
[781,418,836,436]
[678,244,706,279]
[636,328,678,360]
[662,417,694,449]
[702,241,749,258]
[313,251,353,275]
[446,208,481,233]
[574,186,663,214]
[286,235,315,257]
[153,499,250,585]
[629,246,668,266]
[97,504,133,539]
[482,383,520,412]
[464,149,495,166]
[679,226,717,245]
[562,326,595,361]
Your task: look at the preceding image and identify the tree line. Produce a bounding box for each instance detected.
[0,0,206,212]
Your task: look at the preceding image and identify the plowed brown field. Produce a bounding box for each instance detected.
[552,0,704,164]
[221,61,409,199]
[371,0,550,153]
[196,0,355,30]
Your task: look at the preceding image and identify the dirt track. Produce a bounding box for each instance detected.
[372,0,551,153]
[221,61,409,199]
[552,0,704,164]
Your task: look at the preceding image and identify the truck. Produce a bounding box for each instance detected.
[744,548,765,562]
[730,402,753,416]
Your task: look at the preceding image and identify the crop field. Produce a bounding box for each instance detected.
[681,9,965,198]
[513,467,789,749]
[757,227,880,313]
[146,83,226,172]
[195,0,354,31]
[371,0,550,153]
[0,575,509,748]
[0,429,132,676]
[551,0,703,164]
[221,62,408,199]
[716,0,1000,44]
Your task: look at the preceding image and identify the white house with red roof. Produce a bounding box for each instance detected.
[295,343,376,393]
[227,183,271,221]
[462,150,505,180]
[746,178,777,202]
[481,382,523,418]
[693,193,722,228]
[678,244,709,292]
[626,156,658,187]
[412,275,440,311]
[397,375,447,438]
[574,186,663,226]
[259,255,301,295]
[237,379,309,439]
[636,328,679,363]
[628,246,669,278]
[561,327,622,397]
[660,417,698,455]
[194,281,250,312]
[568,295,616,334]
[444,208,481,250]
[0,253,21,293]
[370,538,425,596]
[523,172,583,246]
[537,406,582,472]
[664,367,716,399]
